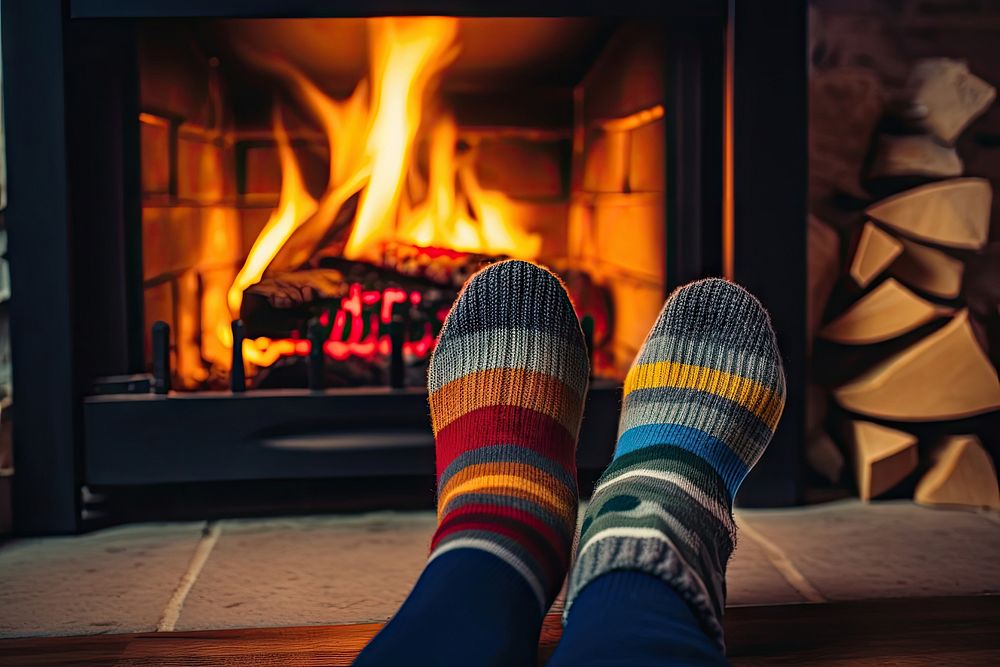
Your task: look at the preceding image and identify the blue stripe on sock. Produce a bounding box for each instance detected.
[615,423,749,499]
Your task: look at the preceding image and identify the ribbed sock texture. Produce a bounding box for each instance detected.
[355,261,589,666]
[427,259,590,610]
[566,278,786,649]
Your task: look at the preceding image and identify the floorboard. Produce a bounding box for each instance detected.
[0,596,997,666]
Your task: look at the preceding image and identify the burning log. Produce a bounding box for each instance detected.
[241,269,353,338]
[241,261,455,341]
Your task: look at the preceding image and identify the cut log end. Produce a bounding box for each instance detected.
[846,420,918,500]
[915,435,1000,510]
[849,222,903,288]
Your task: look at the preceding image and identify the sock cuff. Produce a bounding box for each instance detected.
[565,535,726,651]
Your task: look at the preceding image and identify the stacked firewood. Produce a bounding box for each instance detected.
[808,58,1000,509]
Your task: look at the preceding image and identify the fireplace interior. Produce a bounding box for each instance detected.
[137,18,667,391]
[4,3,807,533]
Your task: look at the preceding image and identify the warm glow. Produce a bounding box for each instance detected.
[183,17,546,384]
[343,18,461,261]
[227,109,319,317]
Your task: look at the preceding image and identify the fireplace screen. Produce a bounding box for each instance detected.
[138,18,667,390]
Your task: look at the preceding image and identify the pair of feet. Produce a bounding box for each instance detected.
[358,260,786,665]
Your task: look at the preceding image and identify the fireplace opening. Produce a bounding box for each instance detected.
[138,18,668,391]
[11,2,815,534]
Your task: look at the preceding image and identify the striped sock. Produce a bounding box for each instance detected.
[566,278,786,648]
[428,259,590,612]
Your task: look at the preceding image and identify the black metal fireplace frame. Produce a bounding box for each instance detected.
[3,0,806,533]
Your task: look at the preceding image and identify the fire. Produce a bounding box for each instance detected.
[192,17,543,385]
[227,108,318,318]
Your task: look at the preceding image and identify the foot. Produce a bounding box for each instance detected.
[427,259,590,610]
[567,278,786,648]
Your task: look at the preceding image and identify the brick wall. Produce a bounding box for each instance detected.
[567,23,668,377]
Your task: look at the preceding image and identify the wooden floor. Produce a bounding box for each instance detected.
[1,596,997,666]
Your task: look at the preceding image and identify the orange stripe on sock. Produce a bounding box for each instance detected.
[437,465,576,520]
[625,361,783,431]
[429,368,583,436]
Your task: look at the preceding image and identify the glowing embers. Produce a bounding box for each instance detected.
[249,282,445,370]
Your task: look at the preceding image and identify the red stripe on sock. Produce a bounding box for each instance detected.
[431,502,570,558]
[435,404,576,478]
[431,516,555,582]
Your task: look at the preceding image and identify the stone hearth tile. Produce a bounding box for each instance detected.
[728,514,809,606]
[737,500,1000,601]
[174,512,438,631]
[0,522,206,638]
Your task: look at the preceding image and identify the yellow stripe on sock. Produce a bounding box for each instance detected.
[624,360,783,430]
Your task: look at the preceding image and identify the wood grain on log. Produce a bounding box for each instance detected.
[820,278,953,345]
[907,58,997,145]
[915,435,1000,510]
[868,134,963,179]
[845,420,918,500]
[834,310,1000,421]
[865,177,991,250]
[890,237,965,299]
[850,222,903,288]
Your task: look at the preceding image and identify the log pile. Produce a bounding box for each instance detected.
[808,57,1000,510]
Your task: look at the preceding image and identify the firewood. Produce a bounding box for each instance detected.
[806,431,845,485]
[849,222,903,288]
[268,187,363,274]
[808,215,840,351]
[809,68,884,200]
[915,435,1000,510]
[834,310,1000,421]
[819,278,953,345]
[245,269,351,309]
[890,237,965,299]
[907,59,997,145]
[845,420,918,500]
[865,177,991,250]
[868,134,963,179]
[240,262,457,339]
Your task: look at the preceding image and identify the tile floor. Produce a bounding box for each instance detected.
[0,500,997,638]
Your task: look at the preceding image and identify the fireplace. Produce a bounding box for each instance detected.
[2,1,806,533]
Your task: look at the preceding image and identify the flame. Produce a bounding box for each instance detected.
[187,17,545,385]
[344,18,461,261]
[227,108,318,317]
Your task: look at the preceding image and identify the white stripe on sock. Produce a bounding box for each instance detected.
[594,469,732,526]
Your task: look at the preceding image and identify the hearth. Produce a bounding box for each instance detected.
[2,1,806,533]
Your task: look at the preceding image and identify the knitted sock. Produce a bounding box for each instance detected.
[355,260,589,666]
[566,278,786,650]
